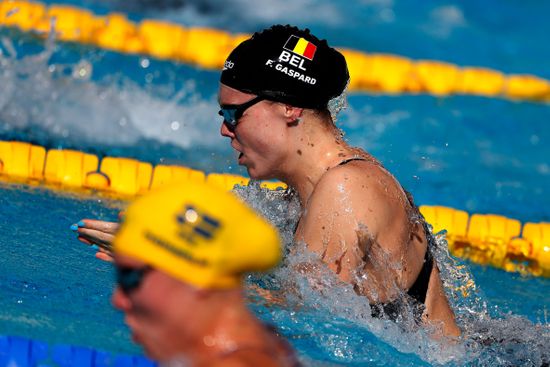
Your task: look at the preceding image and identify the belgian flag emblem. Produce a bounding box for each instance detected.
[283,35,317,60]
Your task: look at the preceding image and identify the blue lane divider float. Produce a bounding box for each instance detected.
[0,335,156,367]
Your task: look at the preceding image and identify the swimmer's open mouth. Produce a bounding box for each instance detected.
[232,145,243,160]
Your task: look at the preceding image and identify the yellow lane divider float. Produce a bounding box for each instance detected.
[1,0,550,102]
[0,140,548,277]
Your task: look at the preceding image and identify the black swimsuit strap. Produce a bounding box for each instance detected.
[406,239,433,304]
[337,157,369,166]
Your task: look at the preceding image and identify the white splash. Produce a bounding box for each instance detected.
[0,37,222,149]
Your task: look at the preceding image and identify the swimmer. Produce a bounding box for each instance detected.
[111,180,299,366]
[218,24,460,337]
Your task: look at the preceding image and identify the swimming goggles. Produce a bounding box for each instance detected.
[218,96,265,130]
[116,266,152,294]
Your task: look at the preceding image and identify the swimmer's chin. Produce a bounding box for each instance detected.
[237,157,274,181]
[246,168,276,181]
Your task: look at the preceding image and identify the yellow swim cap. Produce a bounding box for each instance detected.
[113,180,282,289]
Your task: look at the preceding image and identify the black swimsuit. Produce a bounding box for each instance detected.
[370,230,434,322]
[337,158,435,321]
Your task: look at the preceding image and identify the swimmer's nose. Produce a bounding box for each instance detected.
[112,287,132,312]
[220,121,235,138]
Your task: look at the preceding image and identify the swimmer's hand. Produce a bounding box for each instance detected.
[71,219,119,262]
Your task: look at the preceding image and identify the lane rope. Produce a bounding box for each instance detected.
[0,334,156,366]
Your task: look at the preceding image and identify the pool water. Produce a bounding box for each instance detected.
[0,184,131,353]
[1,0,549,365]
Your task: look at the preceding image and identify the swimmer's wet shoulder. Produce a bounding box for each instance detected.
[295,158,411,286]
[296,158,410,243]
[295,157,461,337]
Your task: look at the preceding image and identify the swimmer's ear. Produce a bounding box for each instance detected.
[282,104,303,124]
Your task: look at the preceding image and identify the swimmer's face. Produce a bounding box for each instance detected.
[218,84,290,180]
[112,254,205,361]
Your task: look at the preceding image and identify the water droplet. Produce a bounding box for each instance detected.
[140,58,150,68]
[72,60,92,80]
[170,121,180,131]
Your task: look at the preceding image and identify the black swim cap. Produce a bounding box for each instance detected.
[220,25,349,109]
